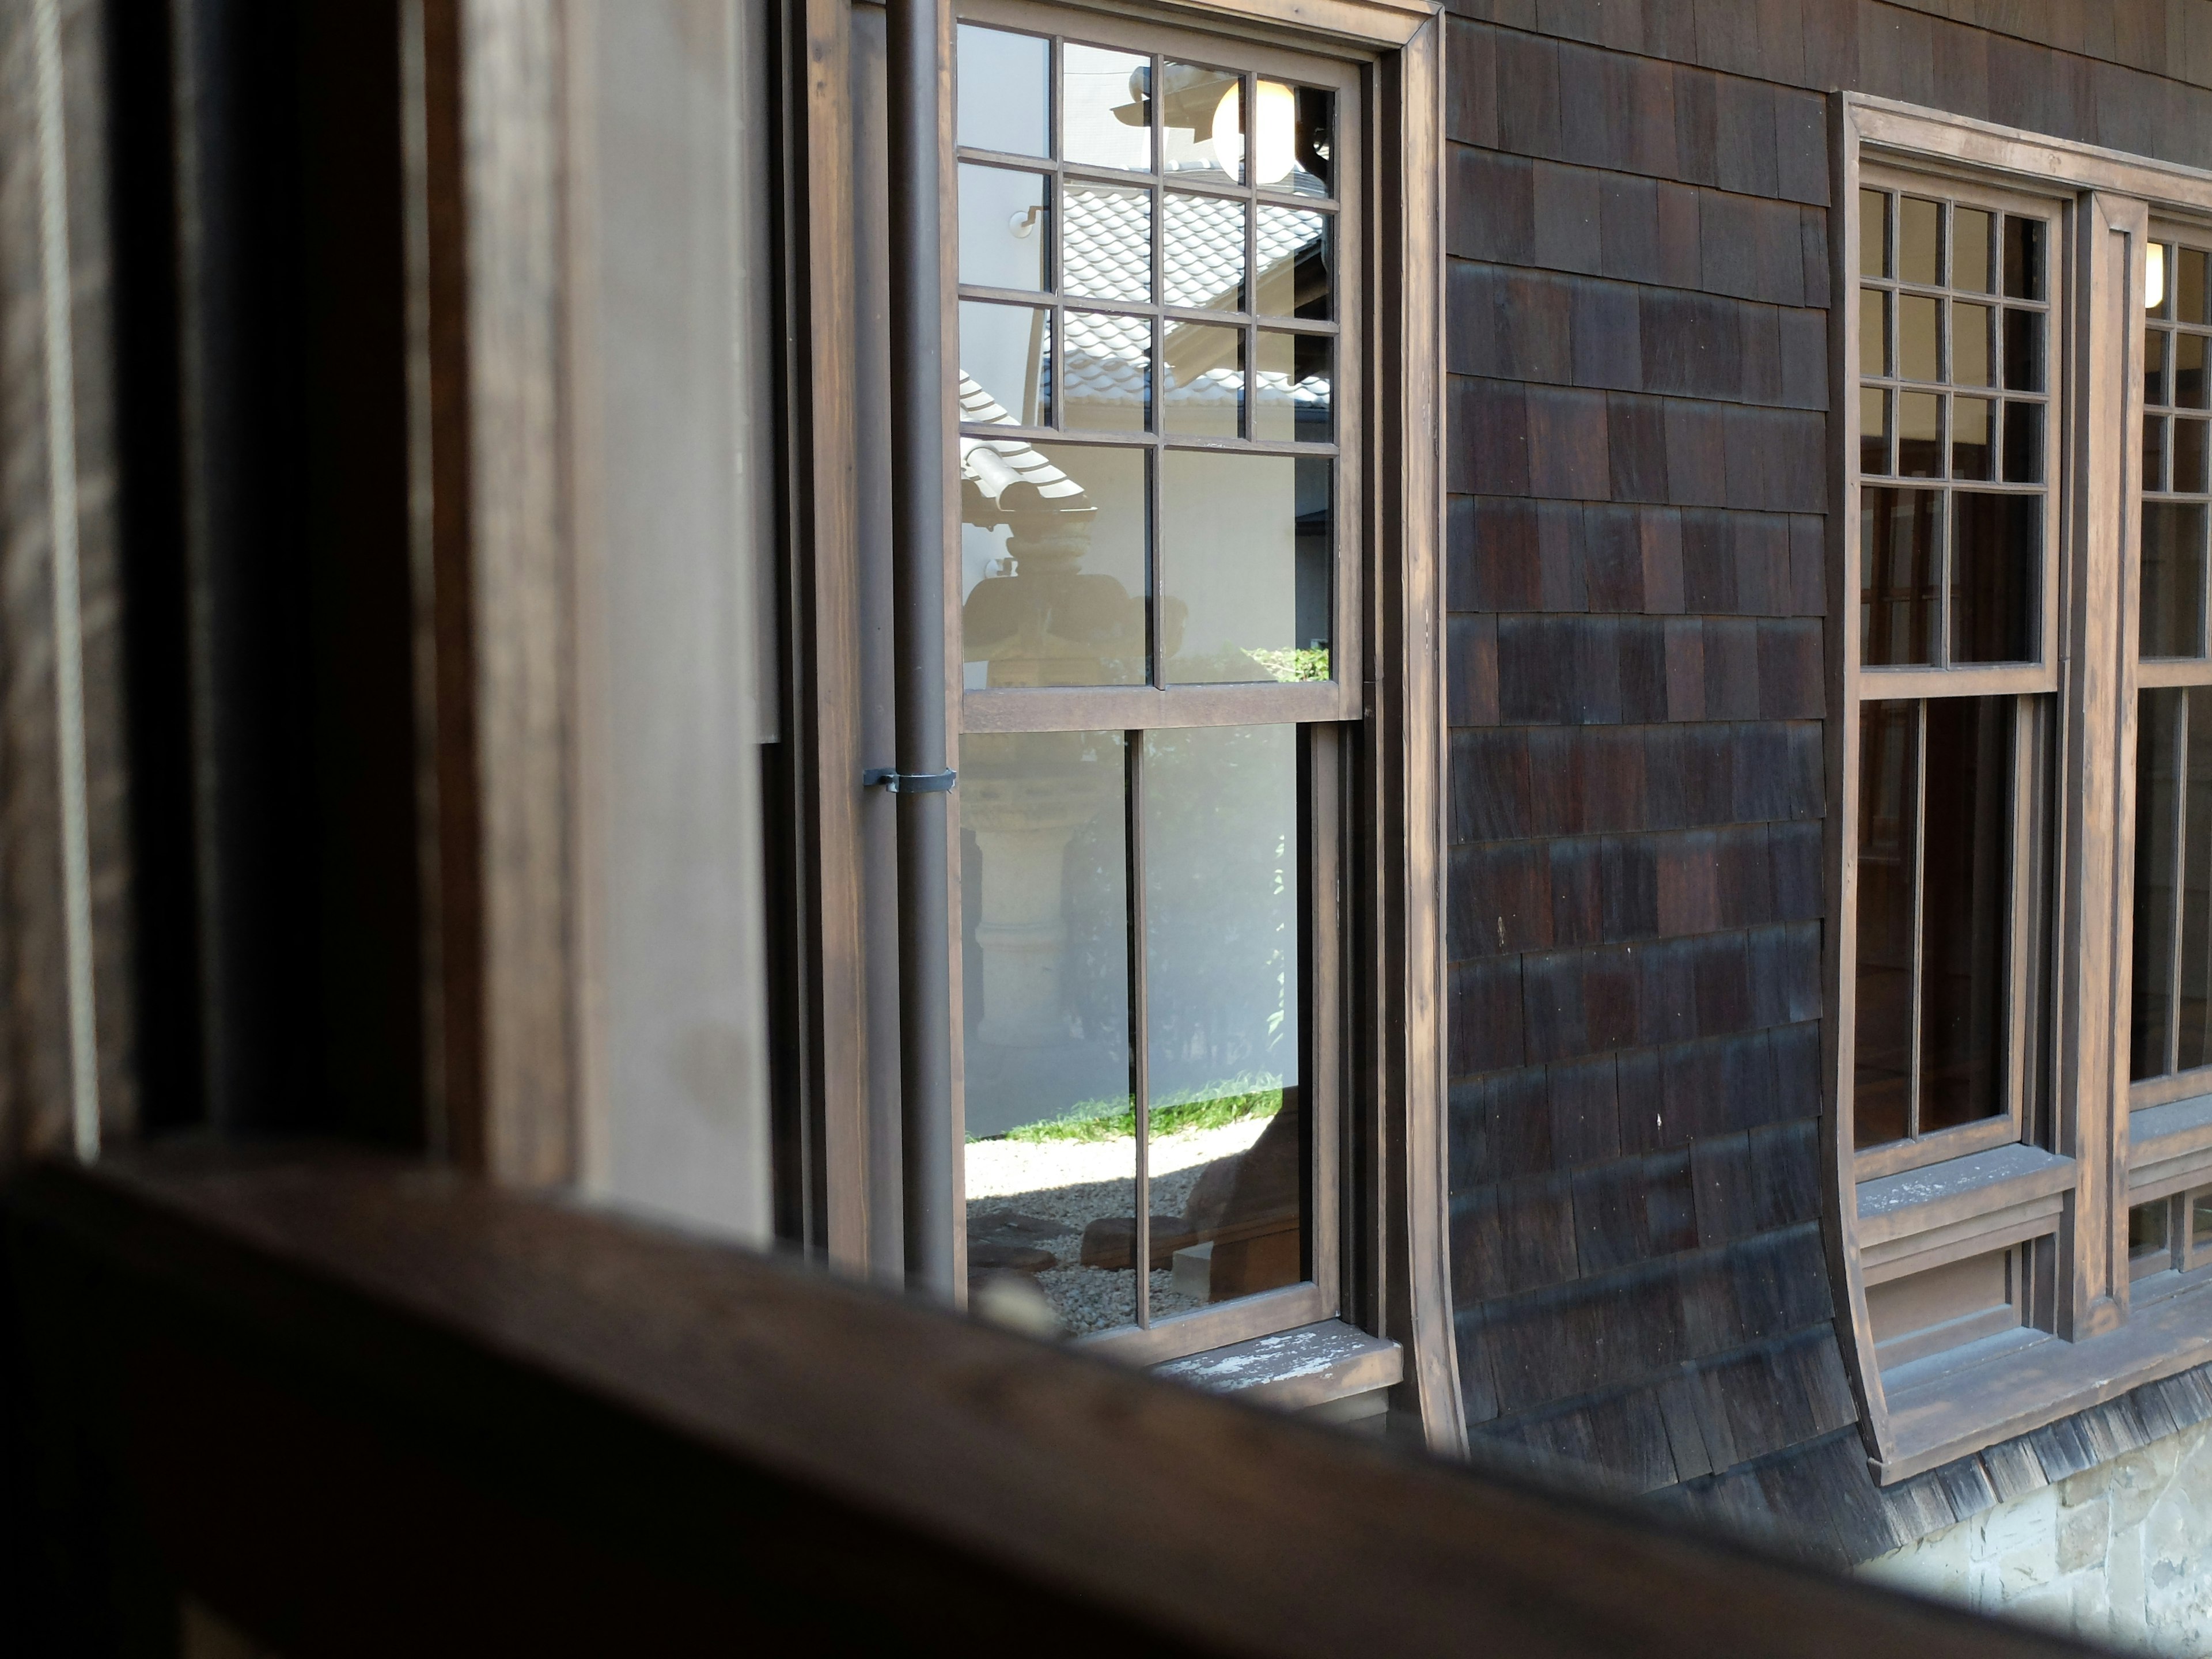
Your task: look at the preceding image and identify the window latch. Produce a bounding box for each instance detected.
[862,767,957,795]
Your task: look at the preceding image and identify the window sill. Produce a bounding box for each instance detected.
[1855,1142,2075,1283]
[1876,1272,2212,1482]
[1150,1319,1400,1411]
[2130,1090,2212,1203]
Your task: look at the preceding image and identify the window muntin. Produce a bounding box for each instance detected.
[1849,172,2061,1181]
[2130,234,2212,1101]
[952,10,1357,1358]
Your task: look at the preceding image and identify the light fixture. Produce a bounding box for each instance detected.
[2150,242,2168,312]
[1210,79,1300,185]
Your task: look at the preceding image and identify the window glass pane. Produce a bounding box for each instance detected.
[1254,331,1331,442]
[1164,192,1247,309]
[960,730,1134,1335]
[961,442,1148,687]
[1859,289,1888,377]
[1162,451,1329,683]
[960,164,1050,290]
[2134,688,2183,1080]
[1897,392,1942,478]
[2152,244,2173,319]
[1142,724,1305,1311]
[1898,296,1941,382]
[2149,328,2171,408]
[2131,1199,2172,1264]
[2141,503,2208,660]
[1256,205,1330,319]
[2002,402,2043,484]
[2180,686,2212,1072]
[1861,388,1891,476]
[961,302,1053,429]
[1162,321,1241,437]
[1952,396,1993,481]
[1855,700,1918,1149]
[1283,85,1333,199]
[2184,248,2210,325]
[1955,207,1992,293]
[1159,62,1241,181]
[1063,44,1152,171]
[2003,309,2043,391]
[2180,419,2211,495]
[2195,1192,2212,1247]
[1062,312,1150,431]
[1062,181,1152,303]
[2148,415,2170,494]
[1861,486,1937,666]
[1955,302,1992,387]
[2180,333,2209,410]
[2003,215,2044,300]
[1859,188,1889,278]
[957,25,1049,157]
[1950,493,2037,664]
[1919,695,2015,1134]
[1900,197,1942,286]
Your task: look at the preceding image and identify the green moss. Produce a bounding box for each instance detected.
[991,1074,1285,1144]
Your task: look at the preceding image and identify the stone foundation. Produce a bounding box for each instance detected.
[1861,1419,2212,1654]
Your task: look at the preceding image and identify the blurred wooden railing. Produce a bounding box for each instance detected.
[0,1146,2093,1657]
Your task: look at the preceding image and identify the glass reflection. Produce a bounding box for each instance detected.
[2181,334,2209,410]
[960,440,1148,688]
[961,301,1052,428]
[1956,302,1992,387]
[2137,689,2184,1080]
[2181,421,2211,495]
[1898,392,1942,478]
[2003,309,2042,391]
[2002,403,2043,485]
[1257,206,1331,319]
[1919,696,2015,1133]
[1063,43,1153,172]
[1861,486,1938,666]
[2180,687,2212,1071]
[1062,181,1153,303]
[1162,452,1330,683]
[960,730,1135,1334]
[1164,192,1247,309]
[1860,189,1889,278]
[1142,724,1304,1312]
[1900,198,1942,286]
[1861,387,1891,475]
[2150,415,2171,494]
[1899,295,1940,381]
[2141,503,2208,660]
[1861,289,1888,377]
[1255,331,1331,442]
[2186,249,2210,325]
[1955,207,1993,293]
[2149,328,2171,408]
[1160,62,1241,181]
[1951,493,2037,664]
[1162,321,1242,437]
[2004,216,2044,300]
[957,25,1049,157]
[1855,700,1917,1148]
[1062,312,1151,432]
[1952,397,1993,480]
[960,164,1050,290]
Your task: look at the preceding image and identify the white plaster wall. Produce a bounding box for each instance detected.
[1859,1421,2212,1654]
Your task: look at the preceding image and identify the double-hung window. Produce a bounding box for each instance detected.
[1835,97,2212,1480]
[950,5,1362,1362]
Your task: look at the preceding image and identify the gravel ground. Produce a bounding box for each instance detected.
[967,1118,1270,1336]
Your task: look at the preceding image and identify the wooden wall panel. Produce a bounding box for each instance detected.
[1441,0,2212,1563]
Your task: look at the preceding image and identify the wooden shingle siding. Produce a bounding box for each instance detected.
[1442,0,2212,1560]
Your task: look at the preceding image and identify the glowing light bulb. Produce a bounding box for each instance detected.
[1210,79,1301,185]
[2149,243,2169,312]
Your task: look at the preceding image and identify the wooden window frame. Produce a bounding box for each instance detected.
[947,0,1357,1365]
[1830,94,2212,1483]
[767,0,1461,1442]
